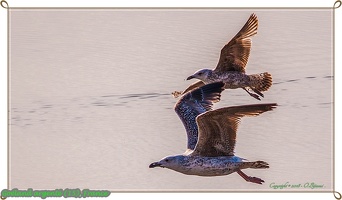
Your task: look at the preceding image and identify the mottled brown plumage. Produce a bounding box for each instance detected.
[191,103,277,157]
[215,13,258,73]
[150,101,277,184]
[173,13,272,100]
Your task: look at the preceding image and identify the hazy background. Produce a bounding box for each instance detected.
[9,9,333,191]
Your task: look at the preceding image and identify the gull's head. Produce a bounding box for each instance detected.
[186,69,213,82]
[149,155,185,170]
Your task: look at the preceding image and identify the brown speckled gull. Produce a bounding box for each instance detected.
[173,13,272,100]
[151,82,277,184]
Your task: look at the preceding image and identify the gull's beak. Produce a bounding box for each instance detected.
[149,162,162,168]
[186,75,194,80]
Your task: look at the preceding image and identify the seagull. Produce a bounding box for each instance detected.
[172,13,272,100]
[150,82,277,184]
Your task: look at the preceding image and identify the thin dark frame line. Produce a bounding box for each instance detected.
[109,191,335,193]
[6,2,9,196]
[333,2,337,198]
[1,0,340,197]
[4,6,334,10]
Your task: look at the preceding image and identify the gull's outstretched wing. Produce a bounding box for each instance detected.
[192,103,277,157]
[181,80,205,95]
[172,81,206,98]
[174,82,225,150]
[214,13,258,73]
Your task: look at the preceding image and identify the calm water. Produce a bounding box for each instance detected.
[9,9,333,191]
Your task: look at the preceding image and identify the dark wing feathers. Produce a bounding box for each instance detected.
[192,103,277,157]
[181,80,205,96]
[174,82,225,150]
[189,82,223,110]
[214,13,258,73]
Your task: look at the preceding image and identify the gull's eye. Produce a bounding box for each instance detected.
[198,72,203,76]
[165,159,169,162]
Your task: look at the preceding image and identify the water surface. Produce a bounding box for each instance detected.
[9,9,333,191]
